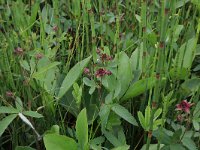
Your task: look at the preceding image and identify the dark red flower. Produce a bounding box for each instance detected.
[176,114,183,122]
[95,68,106,78]
[176,100,194,114]
[95,68,112,78]
[96,48,101,54]
[35,53,43,60]
[84,68,90,75]
[53,26,58,32]
[100,54,107,61]
[6,91,14,97]
[14,47,23,56]
[100,53,112,62]
[105,70,112,75]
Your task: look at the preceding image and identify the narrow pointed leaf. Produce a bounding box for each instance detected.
[111,104,138,126]
[32,62,60,79]
[23,111,43,118]
[76,108,88,149]
[0,106,19,114]
[145,106,151,128]
[44,134,78,150]
[137,111,146,129]
[117,52,133,98]
[121,77,157,101]
[0,114,17,137]
[58,56,92,98]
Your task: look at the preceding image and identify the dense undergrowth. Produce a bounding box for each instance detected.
[0,0,200,150]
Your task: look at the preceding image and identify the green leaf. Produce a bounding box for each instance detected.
[111,104,138,126]
[130,47,142,71]
[193,101,200,117]
[111,145,130,150]
[137,111,146,129]
[15,146,36,150]
[15,97,23,112]
[175,43,186,68]
[154,108,162,120]
[175,38,197,69]
[153,119,162,130]
[183,38,197,68]
[170,144,186,150]
[32,62,60,79]
[171,129,182,143]
[83,77,96,95]
[23,111,43,118]
[182,137,197,150]
[135,14,141,23]
[0,114,17,137]
[76,108,88,149]
[193,64,200,71]
[145,106,151,129]
[175,0,190,9]
[90,136,105,145]
[107,112,121,130]
[181,78,200,93]
[99,105,111,131]
[192,0,200,9]
[44,134,78,150]
[58,56,92,99]
[46,125,60,134]
[141,144,164,150]
[173,25,184,42]
[121,77,156,101]
[0,106,19,114]
[103,130,122,147]
[29,1,40,26]
[89,86,96,95]
[169,67,189,80]
[153,128,172,145]
[117,52,133,98]
[192,120,200,131]
[20,60,30,71]
[83,77,96,87]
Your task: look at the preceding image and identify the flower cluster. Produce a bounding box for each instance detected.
[14,47,23,56]
[100,53,112,62]
[53,26,58,32]
[35,53,43,60]
[96,48,113,62]
[95,68,112,78]
[84,67,112,78]
[175,100,194,122]
[6,91,14,98]
[176,100,194,114]
[84,68,90,75]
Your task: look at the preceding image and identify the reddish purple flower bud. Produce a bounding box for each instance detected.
[100,53,113,62]
[177,114,183,122]
[14,47,23,56]
[35,53,43,60]
[53,26,58,32]
[84,68,90,75]
[105,70,112,75]
[6,91,14,97]
[95,68,112,78]
[107,55,113,61]
[95,68,106,78]
[100,54,107,61]
[176,100,194,114]
[96,48,101,54]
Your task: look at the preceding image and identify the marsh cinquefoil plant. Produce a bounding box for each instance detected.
[0,0,200,150]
